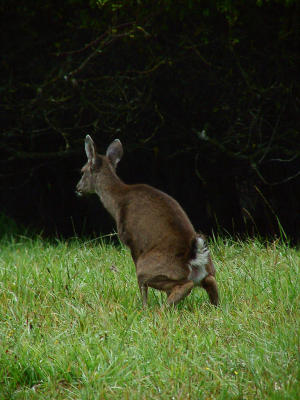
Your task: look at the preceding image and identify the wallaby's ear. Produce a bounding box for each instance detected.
[106,139,123,169]
[85,135,96,164]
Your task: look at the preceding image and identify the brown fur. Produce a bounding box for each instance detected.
[76,136,219,307]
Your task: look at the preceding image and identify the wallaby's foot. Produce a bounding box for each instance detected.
[201,275,219,306]
[167,281,194,306]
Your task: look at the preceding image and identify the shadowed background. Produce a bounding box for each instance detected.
[1,0,299,241]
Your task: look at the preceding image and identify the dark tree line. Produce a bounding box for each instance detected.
[1,0,299,241]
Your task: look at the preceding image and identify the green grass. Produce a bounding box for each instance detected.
[0,234,299,399]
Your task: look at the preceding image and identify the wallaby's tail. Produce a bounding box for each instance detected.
[188,236,210,284]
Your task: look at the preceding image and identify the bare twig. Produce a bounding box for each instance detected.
[258,99,287,164]
[44,112,70,150]
[65,30,136,79]
[268,155,299,163]
[251,161,300,186]
[57,21,136,57]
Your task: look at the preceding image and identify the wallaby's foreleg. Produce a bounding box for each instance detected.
[201,275,219,306]
[167,281,194,306]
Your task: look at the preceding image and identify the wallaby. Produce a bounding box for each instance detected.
[76,136,219,307]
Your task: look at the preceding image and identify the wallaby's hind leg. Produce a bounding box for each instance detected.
[201,275,219,306]
[138,280,148,308]
[167,281,194,306]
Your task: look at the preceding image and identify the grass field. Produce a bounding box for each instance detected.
[0,233,299,399]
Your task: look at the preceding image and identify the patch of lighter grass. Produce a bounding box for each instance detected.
[0,235,298,399]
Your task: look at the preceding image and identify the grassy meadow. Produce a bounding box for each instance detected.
[0,232,299,399]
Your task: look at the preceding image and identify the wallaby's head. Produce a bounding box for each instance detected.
[76,135,123,196]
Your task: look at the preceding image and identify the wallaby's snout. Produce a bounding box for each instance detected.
[75,172,94,197]
[75,182,83,196]
[76,173,87,196]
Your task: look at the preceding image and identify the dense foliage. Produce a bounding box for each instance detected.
[1,0,299,239]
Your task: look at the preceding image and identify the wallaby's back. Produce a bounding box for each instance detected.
[117,183,195,259]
